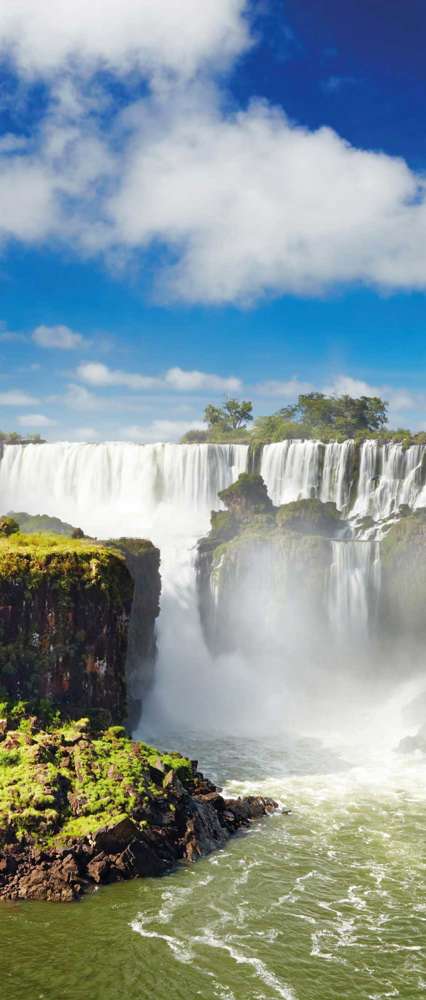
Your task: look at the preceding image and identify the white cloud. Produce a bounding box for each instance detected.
[32,324,86,349]
[122,419,204,443]
[255,378,314,397]
[0,4,425,305]
[105,94,426,303]
[0,157,57,241]
[325,373,421,424]
[76,362,160,390]
[164,366,241,392]
[76,361,241,393]
[0,390,39,405]
[0,1,249,79]
[17,413,56,427]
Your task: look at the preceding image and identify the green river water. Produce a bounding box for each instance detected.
[0,731,425,1000]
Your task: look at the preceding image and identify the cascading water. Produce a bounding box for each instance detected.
[1,439,426,731]
[2,439,425,1000]
[327,539,381,637]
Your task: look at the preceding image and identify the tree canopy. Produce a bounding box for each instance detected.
[203,398,253,432]
[0,431,46,445]
[182,392,394,444]
[275,392,388,439]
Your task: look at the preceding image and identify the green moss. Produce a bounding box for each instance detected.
[0,533,134,720]
[275,499,342,535]
[0,708,192,848]
[218,473,273,514]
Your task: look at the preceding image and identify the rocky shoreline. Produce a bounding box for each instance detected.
[0,711,276,903]
[1,773,276,903]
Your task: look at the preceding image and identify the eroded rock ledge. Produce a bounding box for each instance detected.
[0,709,277,902]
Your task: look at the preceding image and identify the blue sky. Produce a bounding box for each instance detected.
[0,0,425,440]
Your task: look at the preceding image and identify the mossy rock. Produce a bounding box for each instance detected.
[0,533,134,721]
[218,473,273,516]
[380,510,426,634]
[276,499,342,536]
[0,705,192,849]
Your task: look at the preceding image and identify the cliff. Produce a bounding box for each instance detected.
[0,532,135,723]
[380,509,426,637]
[105,538,161,725]
[197,474,343,655]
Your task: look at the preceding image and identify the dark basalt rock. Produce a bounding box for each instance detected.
[0,770,277,902]
[0,709,278,903]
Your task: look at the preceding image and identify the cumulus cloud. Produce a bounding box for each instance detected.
[76,361,241,392]
[17,413,56,427]
[0,3,425,305]
[105,94,426,303]
[122,419,204,443]
[0,0,249,79]
[0,390,39,405]
[76,362,160,390]
[32,324,87,349]
[325,373,424,425]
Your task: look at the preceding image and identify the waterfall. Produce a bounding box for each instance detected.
[327,540,381,637]
[0,442,248,538]
[1,438,426,731]
[351,441,426,520]
[260,440,355,510]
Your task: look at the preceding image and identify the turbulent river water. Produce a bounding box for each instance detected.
[0,728,425,1000]
[0,441,425,999]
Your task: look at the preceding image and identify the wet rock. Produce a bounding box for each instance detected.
[94,817,140,854]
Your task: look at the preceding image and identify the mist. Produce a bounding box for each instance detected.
[1,438,426,757]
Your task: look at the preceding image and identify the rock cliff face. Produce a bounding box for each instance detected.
[0,533,161,725]
[197,474,341,656]
[380,509,426,638]
[105,538,161,725]
[0,533,133,722]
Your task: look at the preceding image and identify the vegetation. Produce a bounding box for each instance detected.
[0,532,134,720]
[181,398,253,444]
[0,432,45,445]
[0,705,192,848]
[181,391,426,446]
[6,511,81,537]
[0,516,19,537]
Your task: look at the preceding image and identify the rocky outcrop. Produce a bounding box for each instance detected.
[104,539,161,726]
[197,475,343,655]
[0,711,277,901]
[380,509,426,637]
[0,532,161,725]
[0,535,132,723]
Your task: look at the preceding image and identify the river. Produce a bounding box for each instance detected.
[1,723,425,1000]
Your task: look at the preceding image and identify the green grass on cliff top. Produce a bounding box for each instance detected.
[0,532,112,555]
[0,708,193,847]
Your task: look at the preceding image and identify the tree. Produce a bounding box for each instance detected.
[222,399,253,430]
[203,399,253,432]
[203,404,227,429]
[0,516,19,537]
[275,392,388,439]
